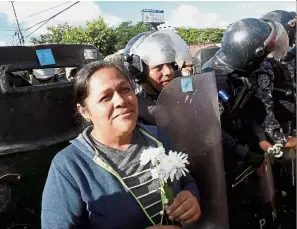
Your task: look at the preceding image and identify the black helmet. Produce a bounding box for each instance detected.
[202,18,289,73]
[193,46,220,74]
[262,10,296,46]
[123,30,189,82]
[290,11,297,18]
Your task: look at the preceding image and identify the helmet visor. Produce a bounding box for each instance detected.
[268,21,289,59]
[202,48,234,74]
[130,31,176,66]
[160,30,193,68]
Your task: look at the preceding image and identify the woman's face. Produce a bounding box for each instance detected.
[78,67,138,136]
[146,63,175,92]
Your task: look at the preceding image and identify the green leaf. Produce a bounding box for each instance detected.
[163,183,174,204]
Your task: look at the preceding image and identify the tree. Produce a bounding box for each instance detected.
[83,18,117,56]
[30,23,73,44]
[31,17,117,56]
[31,17,225,56]
[113,21,152,51]
[176,27,225,44]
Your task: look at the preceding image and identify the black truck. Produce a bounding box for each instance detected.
[0,44,101,229]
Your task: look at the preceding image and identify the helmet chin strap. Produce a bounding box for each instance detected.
[138,62,180,98]
[134,66,161,97]
[140,79,162,99]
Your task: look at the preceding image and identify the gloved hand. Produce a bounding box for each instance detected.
[245,151,265,168]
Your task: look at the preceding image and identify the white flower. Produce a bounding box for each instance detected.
[272,144,283,158]
[266,144,283,158]
[140,147,166,166]
[159,150,189,183]
[150,167,159,180]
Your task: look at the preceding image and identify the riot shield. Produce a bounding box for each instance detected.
[226,160,279,229]
[155,72,229,229]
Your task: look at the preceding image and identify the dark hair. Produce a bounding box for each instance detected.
[73,60,135,106]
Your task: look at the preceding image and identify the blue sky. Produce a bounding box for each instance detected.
[0,1,295,45]
[97,1,292,23]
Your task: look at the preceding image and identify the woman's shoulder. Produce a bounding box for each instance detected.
[138,123,157,131]
[137,123,171,149]
[53,143,80,161]
[137,123,159,137]
[51,142,92,173]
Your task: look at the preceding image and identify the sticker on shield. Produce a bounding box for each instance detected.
[36,49,56,66]
[181,77,193,93]
[84,49,98,60]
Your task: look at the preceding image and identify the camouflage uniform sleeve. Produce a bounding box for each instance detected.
[281,58,296,90]
[253,64,288,146]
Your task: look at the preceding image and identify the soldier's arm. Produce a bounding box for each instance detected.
[221,128,248,160]
[251,119,268,142]
[254,73,288,146]
[221,128,264,168]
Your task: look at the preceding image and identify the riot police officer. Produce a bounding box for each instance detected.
[123,28,231,229]
[202,17,292,229]
[123,30,188,101]
[261,10,296,138]
[157,24,193,76]
[249,10,297,151]
[124,27,264,170]
[202,18,286,167]
[261,11,296,225]
[203,17,294,151]
[123,30,181,125]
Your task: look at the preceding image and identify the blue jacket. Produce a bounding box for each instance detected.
[41,124,199,229]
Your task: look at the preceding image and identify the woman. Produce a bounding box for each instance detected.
[41,61,201,229]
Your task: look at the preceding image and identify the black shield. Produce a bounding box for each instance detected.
[155,72,229,229]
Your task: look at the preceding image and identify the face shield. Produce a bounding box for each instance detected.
[160,30,193,69]
[193,46,220,73]
[129,30,193,69]
[267,21,289,59]
[202,48,235,75]
[129,31,177,67]
[124,32,152,57]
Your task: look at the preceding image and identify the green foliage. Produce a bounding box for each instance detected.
[31,17,225,57]
[31,17,116,56]
[31,23,73,44]
[113,21,152,50]
[176,27,225,44]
